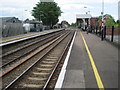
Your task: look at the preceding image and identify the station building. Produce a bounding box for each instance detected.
[76,14,92,30]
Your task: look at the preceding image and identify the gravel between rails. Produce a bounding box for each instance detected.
[6,30,75,89]
[1,31,68,76]
[1,30,64,55]
[2,30,71,89]
[1,30,66,66]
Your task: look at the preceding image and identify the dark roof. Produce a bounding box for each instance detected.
[24,19,41,24]
[0,17,14,21]
[29,20,41,24]
[0,17,22,23]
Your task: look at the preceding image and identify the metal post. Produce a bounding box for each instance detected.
[101,0,104,40]
[96,26,98,34]
[99,26,101,36]
[111,26,114,42]
[101,26,104,41]
[103,26,106,38]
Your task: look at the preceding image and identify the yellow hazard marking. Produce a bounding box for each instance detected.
[0,32,43,43]
[80,31,104,90]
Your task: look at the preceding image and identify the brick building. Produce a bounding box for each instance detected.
[90,17,98,27]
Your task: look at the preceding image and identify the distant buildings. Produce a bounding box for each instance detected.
[23,19,44,32]
[76,14,92,30]
[118,1,120,20]
[90,17,98,27]
[0,17,22,23]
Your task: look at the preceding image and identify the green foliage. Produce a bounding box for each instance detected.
[104,18,115,27]
[116,20,120,24]
[104,14,115,27]
[61,20,70,26]
[97,14,116,27]
[70,23,77,27]
[32,2,62,27]
[97,16,102,21]
[115,20,120,27]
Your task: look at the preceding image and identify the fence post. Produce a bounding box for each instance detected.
[103,26,106,39]
[101,27,104,41]
[96,26,98,34]
[111,26,114,42]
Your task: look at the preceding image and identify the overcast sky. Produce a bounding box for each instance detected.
[0,0,119,24]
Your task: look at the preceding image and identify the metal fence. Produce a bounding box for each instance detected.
[1,22,24,37]
[86,26,120,45]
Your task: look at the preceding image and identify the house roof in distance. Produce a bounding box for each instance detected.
[0,17,22,23]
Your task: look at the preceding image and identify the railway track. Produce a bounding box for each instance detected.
[1,30,66,75]
[2,30,75,89]
[1,30,63,55]
[1,30,65,67]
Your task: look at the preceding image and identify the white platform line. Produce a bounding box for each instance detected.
[54,31,77,89]
[0,29,63,47]
[0,33,44,46]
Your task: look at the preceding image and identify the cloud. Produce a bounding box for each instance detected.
[55,0,118,4]
[1,0,39,8]
[0,0,39,20]
[0,0,118,23]
[56,0,119,24]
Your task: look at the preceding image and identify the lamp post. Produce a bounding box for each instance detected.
[24,9,31,20]
[88,11,90,14]
[39,11,43,22]
[84,6,87,14]
[101,0,104,27]
[101,0,104,40]
[40,14,43,23]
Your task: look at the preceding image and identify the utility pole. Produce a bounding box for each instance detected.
[101,0,104,27]
[84,6,87,14]
[101,0,104,40]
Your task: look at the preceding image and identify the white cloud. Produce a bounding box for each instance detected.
[56,0,119,24]
[55,0,118,4]
[0,0,39,20]
[0,0,119,23]
[1,0,39,8]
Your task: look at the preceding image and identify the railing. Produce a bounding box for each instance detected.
[86,26,120,44]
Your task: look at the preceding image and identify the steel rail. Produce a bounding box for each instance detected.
[1,31,64,68]
[1,31,63,58]
[3,31,71,90]
[43,31,75,90]
[1,32,68,78]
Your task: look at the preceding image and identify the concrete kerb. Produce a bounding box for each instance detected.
[54,31,77,89]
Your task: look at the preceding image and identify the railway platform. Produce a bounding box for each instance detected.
[55,29,118,89]
[0,28,64,46]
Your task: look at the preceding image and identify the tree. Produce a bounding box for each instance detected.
[61,20,70,26]
[104,14,115,27]
[70,22,77,27]
[104,18,115,27]
[98,14,115,27]
[32,1,62,27]
[115,20,120,27]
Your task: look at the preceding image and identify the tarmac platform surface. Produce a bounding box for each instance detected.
[56,29,118,89]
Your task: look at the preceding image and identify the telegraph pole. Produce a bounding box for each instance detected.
[101,0,104,40]
[101,0,104,27]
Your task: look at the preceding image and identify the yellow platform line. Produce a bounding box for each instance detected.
[0,32,44,43]
[80,31,104,90]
